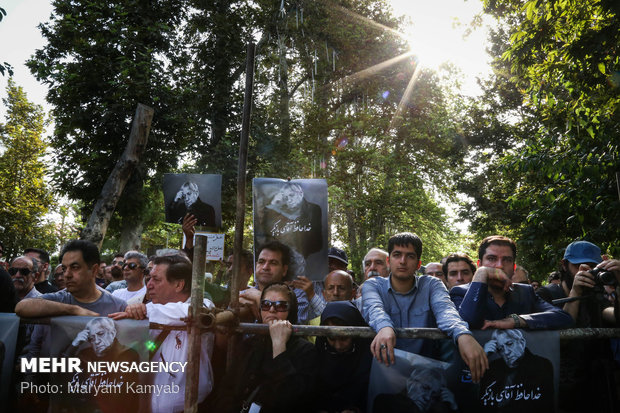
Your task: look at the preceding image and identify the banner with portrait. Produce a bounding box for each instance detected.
[368,330,559,413]
[253,178,328,280]
[0,314,19,407]
[47,316,150,413]
[163,173,222,229]
[368,349,456,412]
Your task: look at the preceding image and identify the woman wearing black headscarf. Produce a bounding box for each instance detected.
[315,301,373,413]
[214,282,318,413]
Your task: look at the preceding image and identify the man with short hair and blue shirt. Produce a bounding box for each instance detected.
[16,240,127,318]
[362,232,488,382]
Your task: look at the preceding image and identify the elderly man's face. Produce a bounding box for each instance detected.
[408,373,442,411]
[11,257,35,294]
[88,323,115,356]
[272,185,303,212]
[323,271,353,302]
[363,250,388,279]
[182,186,198,205]
[496,332,526,368]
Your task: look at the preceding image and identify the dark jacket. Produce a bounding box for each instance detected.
[168,197,216,227]
[450,282,574,330]
[214,335,318,413]
[315,301,372,413]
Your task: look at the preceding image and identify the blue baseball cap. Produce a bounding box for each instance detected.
[563,241,602,265]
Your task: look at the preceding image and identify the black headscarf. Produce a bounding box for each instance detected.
[315,301,372,412]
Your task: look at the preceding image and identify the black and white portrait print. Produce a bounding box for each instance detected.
[253,178,328,280]
[163,173,222,229]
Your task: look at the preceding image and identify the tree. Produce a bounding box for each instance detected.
[459,0,620,273]
[0,79,55,257]
[27,0,187,249]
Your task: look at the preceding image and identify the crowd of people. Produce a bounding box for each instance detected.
[1,219,619,412]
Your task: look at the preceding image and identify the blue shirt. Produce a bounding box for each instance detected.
[450,282,575,330]
[362,274,471,356]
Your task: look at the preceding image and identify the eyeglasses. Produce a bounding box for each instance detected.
[9,267,31,276]
[122,262,143,270]
[260,300,289,312]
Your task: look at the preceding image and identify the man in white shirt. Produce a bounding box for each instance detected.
[110,253,214,413]
[112,251,148,304]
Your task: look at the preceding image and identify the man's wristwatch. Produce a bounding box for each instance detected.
[509,313,521,328]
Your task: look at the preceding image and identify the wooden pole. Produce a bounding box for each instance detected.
[184,234,207,412]
[228,42,256,369]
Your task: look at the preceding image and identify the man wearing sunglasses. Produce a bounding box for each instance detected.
[111,251,148,304]
[24,248,57,294]
[10,256,42,301]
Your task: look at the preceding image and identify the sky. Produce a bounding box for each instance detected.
[0,0,53,119]
[0,0,493,119]
[0,0,492,234]
[390,0,492,96]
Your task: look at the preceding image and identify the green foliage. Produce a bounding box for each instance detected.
[0,79,56,258]
[27,0,189,240]
[26,0,480,265]
[249,1,474,272]
[460,0,620,274]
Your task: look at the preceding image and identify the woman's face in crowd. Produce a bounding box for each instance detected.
[325,320,353,353]
[260,290,290,324]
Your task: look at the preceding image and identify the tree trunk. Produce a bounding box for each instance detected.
[80,104,154,248]
[120,216,143,252]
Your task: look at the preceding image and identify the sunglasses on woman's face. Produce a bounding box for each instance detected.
[9,267,31,276]
[122,262,143,270]
[260,300,289,312]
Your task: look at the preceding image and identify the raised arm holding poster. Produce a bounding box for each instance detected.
[253,178,328,280]
[163,173,222,229]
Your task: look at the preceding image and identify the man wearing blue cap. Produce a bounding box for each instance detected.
[560,240,620,325]
[557,242,620,412]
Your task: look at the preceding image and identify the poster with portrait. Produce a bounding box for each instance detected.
[448,329,559,413]
[368,349,456,413]
[368,330,559,413]
[163,173,222,229]
[0,314,19,407]
[47,316,150,413]
[253,178,328,280]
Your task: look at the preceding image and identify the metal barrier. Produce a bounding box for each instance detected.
[20,317,620,340]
